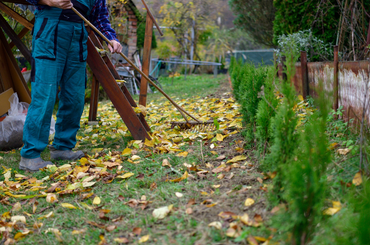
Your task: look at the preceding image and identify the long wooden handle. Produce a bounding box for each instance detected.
[71,7,200,123]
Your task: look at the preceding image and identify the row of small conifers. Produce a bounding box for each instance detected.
[229,56,369,245]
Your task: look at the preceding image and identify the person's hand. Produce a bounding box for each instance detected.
[39,0,73,9]
[108,40,122,54]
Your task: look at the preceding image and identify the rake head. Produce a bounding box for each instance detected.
[170,120,216,132]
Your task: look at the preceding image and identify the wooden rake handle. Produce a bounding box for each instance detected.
[71,7,200,123]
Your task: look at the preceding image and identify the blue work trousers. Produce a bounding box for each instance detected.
[21,15,87,159]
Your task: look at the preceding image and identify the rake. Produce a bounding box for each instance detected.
[71,7,215,131]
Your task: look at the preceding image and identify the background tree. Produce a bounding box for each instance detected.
[229,0,275,47]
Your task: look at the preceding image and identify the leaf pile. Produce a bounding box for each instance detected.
[0,93,243,243]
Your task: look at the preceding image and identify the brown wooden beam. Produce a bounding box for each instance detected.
[88,74,99,122]
[300,51,308,99]
[86,37,150,140]
[0,2,33,30]
[140,0,163,36]
[0,28,31,102]
[8,17,34,49]
[333,45,339,112]
[139,14,153,107]
[0,14,31,63]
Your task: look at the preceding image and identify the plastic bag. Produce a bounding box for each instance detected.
[0,93,55,151]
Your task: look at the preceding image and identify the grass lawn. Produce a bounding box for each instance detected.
[1,74,268,245]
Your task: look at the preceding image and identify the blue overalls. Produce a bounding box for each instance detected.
[21,0,94,159]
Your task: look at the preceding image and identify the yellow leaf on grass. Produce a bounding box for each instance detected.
[244,198,255,207]
[329,143,338,150]
[337,148,351,155]
[72,228,87,235]
[210,151,218,155]
[227,155,247,164]
[61,203,78,209]
[323,201,341,215]
[93,196,101,205]
[216,134,225,142]
[46,193,58,204]
[138,235,150,243]
[11,215,26,223]
[162,159,171,167]
[114,237,129,243]
[144,138,154,147]
[5,192,26,198]
[153,205,173,219]
[122,148,132,156]
[170,171,188,182]
[131,155,141,161]
[352,171,362,186]
[176,151,189,157]
[323,207,340,215]
[117,173,134,179]
[38,211,54,220]
[208,221,222,230]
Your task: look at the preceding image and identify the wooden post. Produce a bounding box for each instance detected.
[88,75,99,122]
[281,56,287,81]
[139,14,154,107]
[333,45,339,112]
[86,37,150,140]
[300,51,309,99]
[0,15,31,63]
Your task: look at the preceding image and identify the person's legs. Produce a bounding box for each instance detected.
[21,58,64,159]
[51,23,86,160]
[20,17,72,169]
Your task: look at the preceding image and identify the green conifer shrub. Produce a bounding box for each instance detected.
[263,52,299,198]
[238,64,267,143]
[283,83,331,244]
[255,67,279,154]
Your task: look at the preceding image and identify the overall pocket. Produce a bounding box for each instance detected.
[79,25,88,62]
[32,18,59,60]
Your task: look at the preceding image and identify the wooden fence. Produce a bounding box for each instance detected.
[279,47,370,126]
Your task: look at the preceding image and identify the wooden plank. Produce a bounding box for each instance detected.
[333,45,339,111]
[0,28,31,103]
[86,37,150,140]
[139,14,153,107]
[0,15,31,63]
[0,37,13,92]
[300,51,308,99]
[140,0,163,36]
[0,87,14,115]
[8,17,34,49]
[88,74,99,122]
[0,2,33,30]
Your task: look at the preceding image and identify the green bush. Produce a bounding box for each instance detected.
[229,59,268,144]
[255,67,279,154]
[283,83,331,244]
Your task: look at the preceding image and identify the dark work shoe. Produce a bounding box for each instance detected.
[49,146,85,160]
[19,157,53,172]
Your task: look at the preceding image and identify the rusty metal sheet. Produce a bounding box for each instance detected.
[290,60,370,126]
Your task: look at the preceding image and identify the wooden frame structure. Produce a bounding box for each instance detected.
[0,0,154,140]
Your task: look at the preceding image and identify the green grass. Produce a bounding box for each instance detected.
[132,74,226,103]
[1,74,248,245]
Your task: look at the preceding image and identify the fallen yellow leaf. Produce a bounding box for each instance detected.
[93,196,101,205]
[208,221,222,230]
[153,205,173,219]
[352,171,362,186]
[139,235,150,243]
[122,148,132,156]
[170,171,188,182]
[227,155,247,164]
[61,203,78,209]
[117,173,135,179]
[244,198,255,207]
[176,151,189,157]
